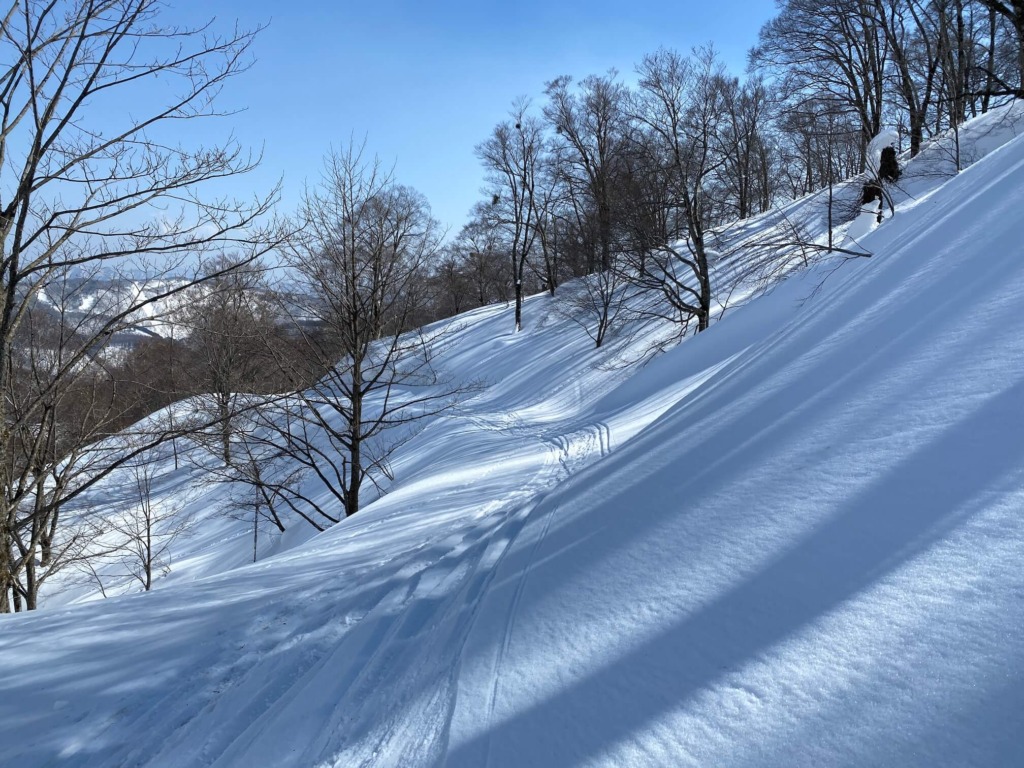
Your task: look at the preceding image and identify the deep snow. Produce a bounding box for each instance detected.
[2,104,1024,767]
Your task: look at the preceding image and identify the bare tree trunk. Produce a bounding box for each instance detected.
[221,398,233,466]
[984,8,998,111]
[514,279,524,332]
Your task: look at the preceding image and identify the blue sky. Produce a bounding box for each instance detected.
[181,0,778,236]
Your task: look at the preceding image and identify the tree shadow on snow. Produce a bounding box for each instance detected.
[445,373,1024,767]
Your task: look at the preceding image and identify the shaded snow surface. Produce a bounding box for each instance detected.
[3,107,1024,767]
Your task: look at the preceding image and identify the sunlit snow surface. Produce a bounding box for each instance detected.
[2,105,1024,767]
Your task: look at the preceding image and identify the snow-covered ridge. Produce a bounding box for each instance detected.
[2,103,1023,767]
[31,276,194,341]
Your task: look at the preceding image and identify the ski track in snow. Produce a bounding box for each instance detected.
[250,380,650,765]
[475,490,559,768]
[3,374,650,767]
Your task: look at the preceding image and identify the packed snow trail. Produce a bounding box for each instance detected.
[0,411,559,766]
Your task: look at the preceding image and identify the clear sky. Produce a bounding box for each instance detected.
[175,0,779,237]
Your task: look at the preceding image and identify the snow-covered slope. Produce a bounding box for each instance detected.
[2,106,1024,767]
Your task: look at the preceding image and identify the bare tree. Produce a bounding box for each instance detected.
[544,72,631,273]
[627,47,728,333]
[872,0,941,156]
[561,257,631,348]
[180,257,285,465]
[717,77,778,218]
[110,457,192,591]
[454,213,513,306]
[776,95,864,198]
[0,1,278,612]
[530,163,569,295]
[204,411,308,562]
[975,0,1024,97]
[751,0,889,164]
[427,246,477,318]
[476,100,545,331]
[281,143,464,519]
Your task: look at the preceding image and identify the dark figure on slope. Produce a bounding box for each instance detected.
[862,143,901,222]
[879,146,901,183]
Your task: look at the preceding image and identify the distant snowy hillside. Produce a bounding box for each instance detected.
[2,104,1023,767]
[32,276,194,343]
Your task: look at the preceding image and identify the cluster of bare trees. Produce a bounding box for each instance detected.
[4,0,1020,611]
[431,47,773,345]
[430,0,1020,347]
[0,1,464,611]
[0,0,285,612]
[1,132,477,608]
[753,0,1022,181]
